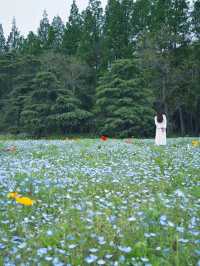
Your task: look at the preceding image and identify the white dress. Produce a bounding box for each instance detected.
[155,114,167,145]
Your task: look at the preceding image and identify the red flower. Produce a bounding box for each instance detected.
[100,135,108,141]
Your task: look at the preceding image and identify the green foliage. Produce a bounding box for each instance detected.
[95,59,155,137]
[62,0,82,55]
[20,71,92,136]
[0,24,6,53]
[0,0,200,136]
[37,10,50,49]
[48,16,64,50]
[78,0,103,69]
[6,18,22,52]
[102,0,133,68]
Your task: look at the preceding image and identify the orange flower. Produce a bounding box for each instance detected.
[16,196,36,206]
[7,192,20,199]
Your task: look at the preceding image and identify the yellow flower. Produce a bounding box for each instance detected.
[7,192,20,199]
[192,140,200,147]
[15,197,36,206]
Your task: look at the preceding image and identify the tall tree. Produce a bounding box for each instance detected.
[0,24,6,53]
[20,71,92,136]
[78,0,103,70]
[48,15,64,50]
[131,0,153,37]
[38,10,50,49]
[21,31,41,55]
[102,0,133,69]
[62,0,82,55]
[192,0,200,38]
[6,17,21,52]
[1,55,40,133]
[95,59,154,137]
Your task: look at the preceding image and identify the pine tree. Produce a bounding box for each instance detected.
[131,0,153,37]
[20,71,92,135]
[151,0,190,49]
[6,17,21,52]
[3,56,41,133]
[192,0,200,38]
[78,0,103,70]
[21,31,41,55]
[62,0,82,55]
[48,15,64,50]
[38,10,50,49]
[102,0,133,68]
[95,59,154,137]
[0,24,6,53]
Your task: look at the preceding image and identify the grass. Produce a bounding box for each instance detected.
[0,138,199,266]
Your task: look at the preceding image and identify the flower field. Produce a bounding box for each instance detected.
[0,138,199,266]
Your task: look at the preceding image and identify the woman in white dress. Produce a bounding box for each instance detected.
[154,112,167,145]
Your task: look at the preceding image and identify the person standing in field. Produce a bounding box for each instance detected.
[155,112,167,145]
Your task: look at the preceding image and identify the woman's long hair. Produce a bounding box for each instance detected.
[157,112,163,123]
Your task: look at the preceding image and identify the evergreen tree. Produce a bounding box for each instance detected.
[38,10,50,49]
[2,56,41,133]
[6,17,21,52]
[192,0,200,38]
[62,0,82,55]
[48,15,64,50]
[95,59,154,137]
[40,52,95,111]
[151,0,190,49]
[102,0,133,69]
[0,24,6,53]
[21,31,41,55]
[78,0,103,70]
[20,71,92,135]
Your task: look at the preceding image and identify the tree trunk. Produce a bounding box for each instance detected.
[190,113,194,135]
[178,106,185,136]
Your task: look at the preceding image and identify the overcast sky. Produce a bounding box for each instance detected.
[0,0,107,37]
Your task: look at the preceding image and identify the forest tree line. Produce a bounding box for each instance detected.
[0,0,200,137]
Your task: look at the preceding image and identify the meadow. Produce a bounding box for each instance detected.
[0,138,199,266]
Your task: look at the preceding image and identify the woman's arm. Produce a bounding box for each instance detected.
[163,114,167,128]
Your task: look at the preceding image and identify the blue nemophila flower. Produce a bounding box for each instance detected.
[46,230,53,236]
[160,215,167,225]
[189,230,199,236]
[141,257,149,262]
[97,259,106,265]
[174,189,185,197]
[156,246,161,251]
[45,256,53,261]
[85,254,98,264]
[66,234,75,240]
[52,257,64,266]
[118,245,132,253]
[178,238,189,243]
[68,244,78,249]
[97,236,106,245]
[119,255,125,263]
[144,233,156,238]
[37,247,48,256]
[128,216,136,222]
[89,248,99,253]
[176,226,184,233]
[18,242,27,249]
[0,243,6,250]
